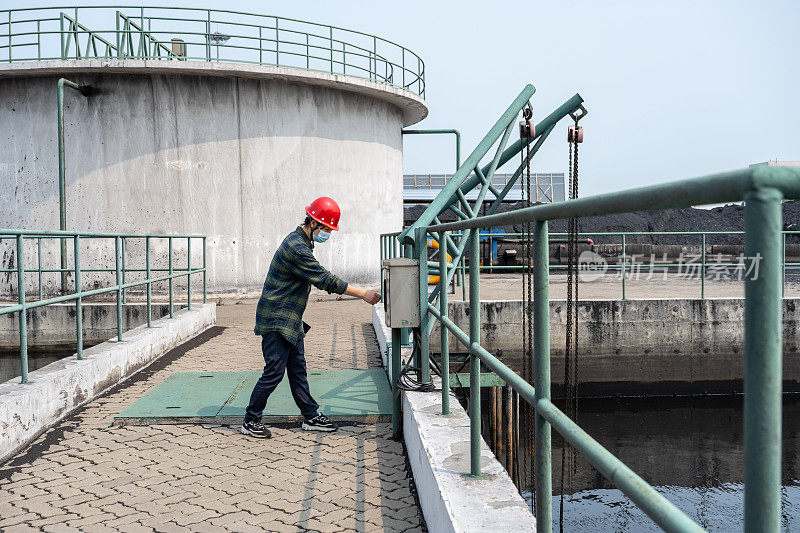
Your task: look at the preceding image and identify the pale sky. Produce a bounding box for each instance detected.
[18,0,800,197]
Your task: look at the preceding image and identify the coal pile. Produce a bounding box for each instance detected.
[405,201,800,245]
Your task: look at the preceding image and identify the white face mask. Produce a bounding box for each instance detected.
[313,229,331,243]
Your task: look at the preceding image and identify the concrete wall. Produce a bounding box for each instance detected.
[0,61,426,295]
[0,303,176,347]
[432,298,800,396]
[0,303,215,463]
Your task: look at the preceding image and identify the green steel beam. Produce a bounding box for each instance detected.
[398,84,536,244]
[426,93,583,233]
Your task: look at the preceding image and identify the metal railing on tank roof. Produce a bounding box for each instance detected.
[0,6,425,97]
[0,229,207,384]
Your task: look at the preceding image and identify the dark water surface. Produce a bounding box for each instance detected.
[527,396,800,532]
[0,346,93,383]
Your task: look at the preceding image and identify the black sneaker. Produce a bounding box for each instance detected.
[240,419,272,438]
[302,414,337,432]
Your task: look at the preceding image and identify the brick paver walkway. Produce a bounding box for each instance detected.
[0,294,425,532]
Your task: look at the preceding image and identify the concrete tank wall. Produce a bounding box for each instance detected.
[0,61,426,296]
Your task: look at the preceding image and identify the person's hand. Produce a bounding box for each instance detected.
[362,290,381,305]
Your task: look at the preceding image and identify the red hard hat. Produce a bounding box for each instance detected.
[305,197,340,231]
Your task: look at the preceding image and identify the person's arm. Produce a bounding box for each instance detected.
[344,284,381,305]
[292,242,380,304]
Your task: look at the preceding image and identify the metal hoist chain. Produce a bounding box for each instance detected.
[560,113,583,533]
[520,103,535,496]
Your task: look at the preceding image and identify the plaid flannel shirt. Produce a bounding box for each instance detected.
[254,227,348,344]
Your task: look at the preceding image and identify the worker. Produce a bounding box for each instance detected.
[241,197,381,438]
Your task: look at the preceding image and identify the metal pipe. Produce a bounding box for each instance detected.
[392,327,402,438]
[533,220,552,532]
[415,227,430,385]
[401,129,461,171]
[74,235,82,359]
[57,78,90,295]
[439,229,450,415]
[469,227,481,476]
[16,235,28,384]
[743,186,782,532]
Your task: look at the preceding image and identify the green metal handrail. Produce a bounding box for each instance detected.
[381,230,800,300]
[0,6,425,97]
[391,162,800,532]
[0,229,207,385]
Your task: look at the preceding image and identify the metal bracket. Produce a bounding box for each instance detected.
[569,103,588,122]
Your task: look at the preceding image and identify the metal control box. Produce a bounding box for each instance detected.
[381,258,420,328]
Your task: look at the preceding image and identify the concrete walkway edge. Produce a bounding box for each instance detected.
[372,305,536,532]
[0,303,215,463]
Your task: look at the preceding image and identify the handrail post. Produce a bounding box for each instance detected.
[439,230,450,415]
[782,231,786,299]
[701,233,706,299]
[621,233,626,300]
[468,227,481,476]
[533,220,552,532]
[743,186,782,532]
[37,237,42,301]
[121,237,126,303]
[392,327,402,438]
[203,236,207,304]
[415,227,431,385]
[16,235,28,384]
[145,236,151,327]
[115,236,122,342]
[74,235,83,359]
[187,237,192,310]
[168,236,174,318]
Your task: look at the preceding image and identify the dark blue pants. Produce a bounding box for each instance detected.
[244,332,319,422]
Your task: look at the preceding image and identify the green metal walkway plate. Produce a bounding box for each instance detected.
[115,369,392,425]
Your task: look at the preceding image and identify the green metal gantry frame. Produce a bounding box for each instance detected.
[386,84,798,533]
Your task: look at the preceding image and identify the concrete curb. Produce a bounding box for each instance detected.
[371,305,536,532]
[0,303,216,463]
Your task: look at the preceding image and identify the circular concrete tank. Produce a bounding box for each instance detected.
[0,59,427,295]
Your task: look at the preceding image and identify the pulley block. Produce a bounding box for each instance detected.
[519,120,535,139]
[568,125,583,143]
